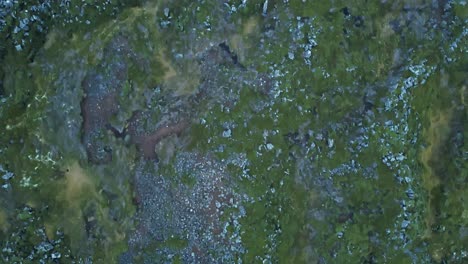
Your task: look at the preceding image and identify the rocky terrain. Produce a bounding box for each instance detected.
[0,0,467,263]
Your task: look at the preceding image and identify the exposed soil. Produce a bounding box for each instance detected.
[123,111,189,160]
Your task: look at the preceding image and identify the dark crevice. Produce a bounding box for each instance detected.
[218,42,245,69]
[0,78,4,97]
[106,123,125,139]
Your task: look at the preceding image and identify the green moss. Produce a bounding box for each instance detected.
[162,236,188,250]
[180,172,197,188]
[1,0,467,262]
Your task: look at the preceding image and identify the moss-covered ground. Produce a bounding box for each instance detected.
[0,0,467,263]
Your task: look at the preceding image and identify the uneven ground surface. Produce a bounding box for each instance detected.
[0,0,467,263]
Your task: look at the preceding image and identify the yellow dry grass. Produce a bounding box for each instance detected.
[229,16,261,65]
[160,52,201,96]
[159,50,177,82]
[243,16,260,35]
[63,162,96,202]
[420,109,452,238]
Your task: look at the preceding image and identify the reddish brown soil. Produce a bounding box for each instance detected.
[124,111,189,159]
